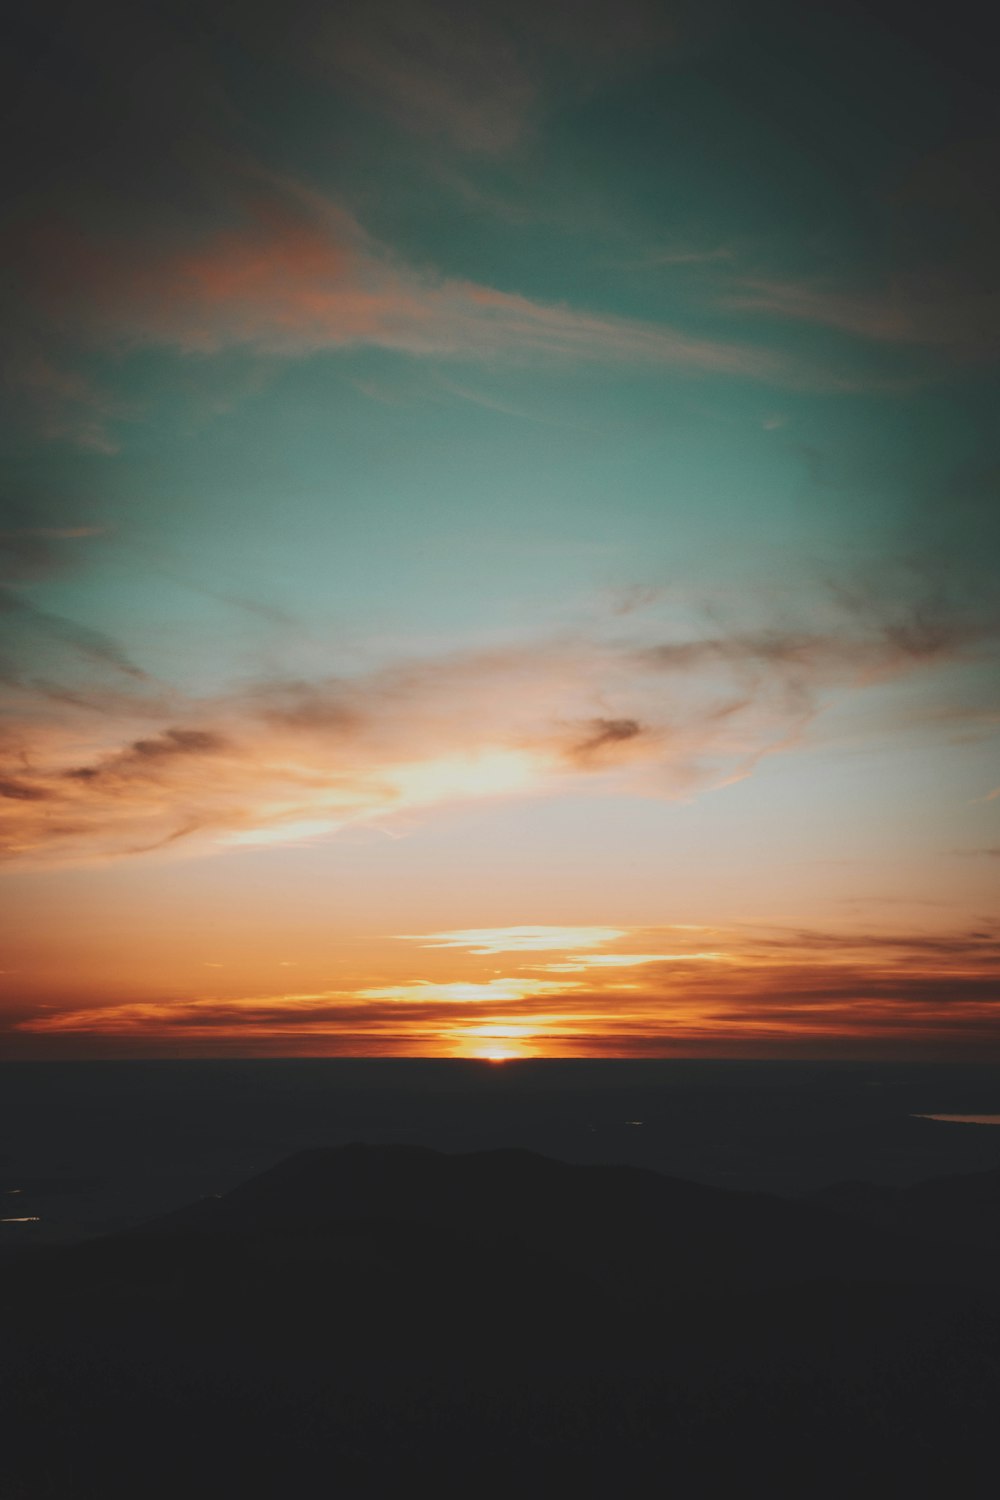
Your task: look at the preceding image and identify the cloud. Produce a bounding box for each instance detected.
[65,728,230,784]
[357,978,568,1003]
[722,278,927,344]
[0,589,147,684]
[641,245,739,268]
[0,776,52,802]
[407,926,629,954]
[2,353,124,453]
[17,919,999,1058]
[540,952,724,972]
[1,568,996,865]
[0,501,107,585]
[0,494,147,701]
[406,925,723,965]
[285,0,685,155]
[12,182,866,391]
[720,270,1000,366]
[566,716,644,765]
[729,925,1000,967]
[6,0,996,456]
[320,0,538,154]
[719,139,1000,366]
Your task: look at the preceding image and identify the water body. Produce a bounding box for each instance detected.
[2,1060,1000,1244]
[914,1114,1000,1125]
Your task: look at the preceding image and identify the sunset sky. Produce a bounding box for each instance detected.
[2,0,998,1059]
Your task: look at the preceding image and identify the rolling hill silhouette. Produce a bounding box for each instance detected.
[4,1144,999,1497]
[810,1164,1000,1250]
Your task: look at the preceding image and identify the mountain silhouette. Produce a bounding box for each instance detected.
[810,1163,1000,1249]
[126,1141,987,1298]
[4,1144,999,1498]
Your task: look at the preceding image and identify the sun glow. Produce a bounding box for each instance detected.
[13,919,1000,1061]
[451,1020,541,1061]
[387,749,540,807]
[227,816,345,846]
[215,751,543,851]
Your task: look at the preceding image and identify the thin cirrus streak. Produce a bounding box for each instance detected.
[537,954,725,971]
[4,356,125,455]
[12,180,884,400]
[721,270,1000,361]
[15,922,1000,1059]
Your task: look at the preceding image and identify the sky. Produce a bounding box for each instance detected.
[1,0,998,1060]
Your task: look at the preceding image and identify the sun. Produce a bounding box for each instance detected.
[459,1023,538,1062]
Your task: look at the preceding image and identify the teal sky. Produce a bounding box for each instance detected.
[1,0,998,1057]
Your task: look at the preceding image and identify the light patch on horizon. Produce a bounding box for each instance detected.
[452,1023,542,1061]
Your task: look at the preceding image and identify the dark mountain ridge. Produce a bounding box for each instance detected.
[809,1163,1000,1249]
[126,1140,993,1298]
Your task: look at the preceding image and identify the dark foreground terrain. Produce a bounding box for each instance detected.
[4,1142,1000,1498]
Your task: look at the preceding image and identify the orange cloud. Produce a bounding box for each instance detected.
[16,921,999,1059]
[2,579,993,865]
[16,185,838,387]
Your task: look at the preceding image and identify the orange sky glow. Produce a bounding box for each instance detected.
[2,0,998,1061]
[8,920,998,1061]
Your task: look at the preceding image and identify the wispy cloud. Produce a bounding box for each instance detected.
[539,952,724,972]
[0,589,147,683]
[321,0,538,154]
[357,978,567,1003]
[303,0,681,154]
[2,353,125,453]
[14,181,875,392]
[0,500,108,585]
[722,278,920,344]
[2,568,996,864]
[720,131,1000,370]
[610,243,740,272]
[721,272,1000,362]
[406,925,629,954]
